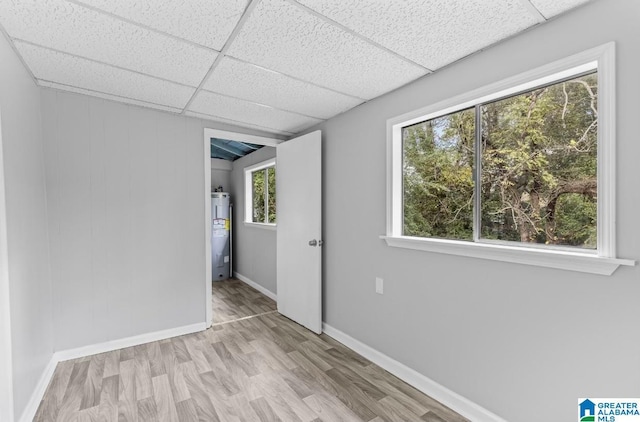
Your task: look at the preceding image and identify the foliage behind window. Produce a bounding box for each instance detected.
[251,166,276,224]
[402,72,597,249]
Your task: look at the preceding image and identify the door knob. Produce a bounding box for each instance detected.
[308,239,317,246]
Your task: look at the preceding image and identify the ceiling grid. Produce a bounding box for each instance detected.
[0,0,592,135]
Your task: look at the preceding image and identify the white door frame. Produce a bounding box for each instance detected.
[0,111,15,421]
[203,128,282,327]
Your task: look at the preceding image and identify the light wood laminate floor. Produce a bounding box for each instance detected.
[34,280,467,422]
[213,279,277,324]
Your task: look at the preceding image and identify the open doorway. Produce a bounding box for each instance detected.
[203,128,282,327]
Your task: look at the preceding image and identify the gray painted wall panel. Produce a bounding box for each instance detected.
[230,146,277,294]
[297,1,640,420]
[0,35,53,418]
[41,89,274,351]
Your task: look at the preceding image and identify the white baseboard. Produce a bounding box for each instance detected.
[322,323,507,422]
[234,272,277,301]
[18,355,58,422]
[18,321,207,422]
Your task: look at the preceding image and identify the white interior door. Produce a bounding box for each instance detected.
[276,130,322,334]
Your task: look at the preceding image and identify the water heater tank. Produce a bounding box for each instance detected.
[211,192,231,281]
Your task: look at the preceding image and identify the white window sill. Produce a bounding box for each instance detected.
[244,222,277,231]
[380,235,635,276]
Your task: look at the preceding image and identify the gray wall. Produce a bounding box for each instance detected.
[211,158,232,193]
[300,1,640,421]
[0,36,53,418]
[40,89,276,351]
[230,146,277,294]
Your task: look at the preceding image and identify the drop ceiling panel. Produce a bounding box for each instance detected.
[226,0,427,100]
[189,91,322,134]
[0,0,216,86]
[74,0,250,50]
[17,42,195,108]
[203,58,363,120]
[296,0,539,70]
[530,0,590,19]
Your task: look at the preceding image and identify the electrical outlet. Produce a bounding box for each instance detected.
[375,277,383,294]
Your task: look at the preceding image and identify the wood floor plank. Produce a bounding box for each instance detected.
[117,359,137,422]
[152,374,179,422]
[303,392,362,422]
[36,279,468,422]
[250,397,282,422]
[181,361,220,422]
[134,345,153,401]
[56,360,90,422]
[137,396,158,422]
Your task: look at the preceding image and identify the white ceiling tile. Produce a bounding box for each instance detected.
[16,42,195,108]
[226,0,427,100]
[188,91,322,134]
[203,58,363,119]
[0,0,216,86]
[529,0,591,19]
[74,0,250,50]
[296,0,539,70]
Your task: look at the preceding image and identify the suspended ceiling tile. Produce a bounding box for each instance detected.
[226,0,427,100]
[203,58,363,120]
[188,91,322,134]
[529,0,591,19]
[74,0,250,50]
[0,0,216,86]
[17,42,195,109]
[296,0,540,71]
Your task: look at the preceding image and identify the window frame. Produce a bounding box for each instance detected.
[244,157,277,229]
[383,42,635,275]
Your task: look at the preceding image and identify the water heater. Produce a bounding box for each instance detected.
[211,192,231,281]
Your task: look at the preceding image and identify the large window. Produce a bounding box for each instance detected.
[245,158,276,226]
[385,43,633,275]
[403,72,597,249]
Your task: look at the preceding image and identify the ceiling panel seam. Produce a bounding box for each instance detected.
[185,110,296,136]
[288,0,433,73]
[517,0,547,22]
[38,79,184,111]
[200,88,328,120]
[12,39,199,90]
[225,56,367,102]
[65,0,220,53]
[182,0,261,114]
[0,22,38,87]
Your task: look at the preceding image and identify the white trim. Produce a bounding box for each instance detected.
[17,358,57,422]
[234,272,277,301]
[322,323,507,422]
[18,321,205,422]
[0,108,15,422]
[243,221,277,231]
[244,157,277,224]
[381,235,634,275]
[204,137,213,327]
[385,43,629,273]
[54,322,206,362]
